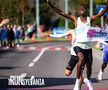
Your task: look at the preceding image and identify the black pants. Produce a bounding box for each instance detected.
[66,55,78,71]
[74,46,93,64]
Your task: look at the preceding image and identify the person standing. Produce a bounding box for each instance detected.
[16,26,21,47]
[8,25,15,48]
[47,0,108,90]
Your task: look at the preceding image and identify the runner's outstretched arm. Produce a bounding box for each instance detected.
[47,0,76,23]
[91,0,108,21]
[44,29,75,38]
[97,39,108,47]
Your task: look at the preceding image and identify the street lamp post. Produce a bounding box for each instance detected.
[36,0,41,38]
[90,0,93,17]
[65,0,69,31]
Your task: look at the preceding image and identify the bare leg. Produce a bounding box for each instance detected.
[86,63,92,80]
[83,63,93,90]
[74,52,84,90]
[101,62,107,72]
[97,62,107,80]
[77,52,84,79]
[79,72,83,88]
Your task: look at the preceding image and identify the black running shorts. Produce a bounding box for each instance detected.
[74,46,93,64]
[66,55,78,71]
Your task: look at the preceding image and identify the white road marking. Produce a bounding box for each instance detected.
[28,62,35,67]
[20,45,70,78]
[29,46,36,50]
[33,48,48,63]
[27,47,48,67]
[55,48,61,51]
[28,45,70,68]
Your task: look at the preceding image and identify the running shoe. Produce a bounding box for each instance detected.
[83,78,93,90]
[73,79,80,90]
[97,70,103,80]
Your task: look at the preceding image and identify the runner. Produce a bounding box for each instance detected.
[44,30,78,76]
[47,0,108,90]
[97,15,108,80]
[97,41,108,80]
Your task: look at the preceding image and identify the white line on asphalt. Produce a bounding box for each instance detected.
[28,62,35,67]
[28,45,69,68]
[33,48,48,63]
[27,48,48,67]
[21,45,70,78]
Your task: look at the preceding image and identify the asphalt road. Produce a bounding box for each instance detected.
[0,42,108,90]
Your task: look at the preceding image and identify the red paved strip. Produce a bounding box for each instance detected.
[16,46,71,51]
[61,48,69,51]
[48,47,56,51]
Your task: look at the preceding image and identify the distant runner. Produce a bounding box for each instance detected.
[98,15,108,80]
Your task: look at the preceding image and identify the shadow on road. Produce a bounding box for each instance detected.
[0,67,18,70]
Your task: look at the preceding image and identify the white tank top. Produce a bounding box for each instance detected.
[73,17,92,49]
[75,17,90,42]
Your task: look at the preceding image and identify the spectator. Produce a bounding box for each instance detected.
[8,25,15,48]
[16,26,21,47]
[21,25,25,41]
[1,25,8,48]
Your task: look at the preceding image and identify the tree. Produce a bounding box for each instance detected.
[18,0,30,25]
[95,0,106,5]
[0,0,18,19]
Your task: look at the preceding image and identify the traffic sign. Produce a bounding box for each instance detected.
[97,5,107,16]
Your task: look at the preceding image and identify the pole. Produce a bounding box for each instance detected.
[36,0,41,38]
[65,0,69,31]
[22,9,24,26]
[90,0,93,17]
[101,16,104,27]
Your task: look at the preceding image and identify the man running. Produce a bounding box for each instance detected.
[47,0,108,90]
[97,15,108,80]
[44,30,78,76]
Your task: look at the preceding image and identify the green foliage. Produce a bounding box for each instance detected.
[69,21,75,29]
[92,18,101,27]
[58,18,65,27]
[0,0,31,24]
[58,17,75,29]
[0,0,107,26]
[0,0,18,19]
[95,0,106,5]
